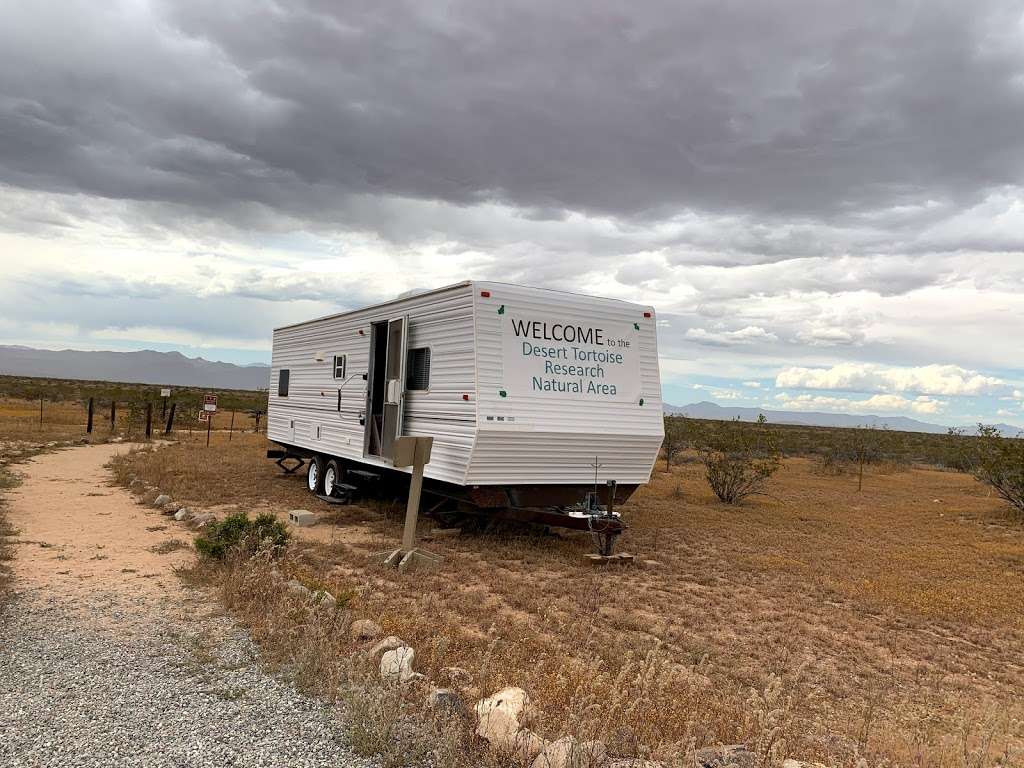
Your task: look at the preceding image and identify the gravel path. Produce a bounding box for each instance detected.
[0,445,378,768]
[0,589,377,768]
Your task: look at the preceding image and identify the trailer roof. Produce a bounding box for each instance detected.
[272,279,653,332]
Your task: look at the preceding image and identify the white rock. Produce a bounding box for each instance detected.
[379,646,416,683]
[368,635,407,659]
[153,494,171,507]
[350,619,383,641]
[475,687,535,749]
[531,737,607,768]
[173,507,192,522]
[782,760,827,768]
[190,512,216,528]
[287,579,310,598]
[510,729,548,765]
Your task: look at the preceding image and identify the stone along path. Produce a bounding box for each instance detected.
[0,443,375,768]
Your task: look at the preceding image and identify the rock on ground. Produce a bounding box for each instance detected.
[0,589,378,768]
[379,646,416,684]
[350,619,382,641]
[475,686,536,748]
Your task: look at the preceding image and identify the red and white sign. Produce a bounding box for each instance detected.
[198,410,210,422]
[203,393,218,412]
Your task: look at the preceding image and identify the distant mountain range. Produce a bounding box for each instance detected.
[665,400,1024,437]
[0,346,270,391]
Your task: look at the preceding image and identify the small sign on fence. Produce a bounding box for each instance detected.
[198,410,210,422]
[203,393,218,413]
[160,388,171,398]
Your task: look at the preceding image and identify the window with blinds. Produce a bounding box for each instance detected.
[406,347,430,391]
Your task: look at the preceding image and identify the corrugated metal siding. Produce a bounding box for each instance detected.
[466,281,663,485]
[268,284,476,485]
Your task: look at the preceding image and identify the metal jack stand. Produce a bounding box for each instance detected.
[375,436,441,572]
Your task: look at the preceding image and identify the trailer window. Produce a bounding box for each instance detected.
[333,355,346,379]
[406,347,430,391]
[278,369,290,397]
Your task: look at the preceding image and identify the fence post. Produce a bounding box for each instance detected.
[39,394,43,428]
[254,410,261,434]
[87,397,94,434]
[206,412,212,447]
[229,409,235,441]
[145,402,153,439]
[110,401,116,431]
[165,402,176,435]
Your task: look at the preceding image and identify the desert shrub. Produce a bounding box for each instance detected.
[973,425,1024,519]
[194,512,289,560]
[662,415,689,470]
[697,421,781,504]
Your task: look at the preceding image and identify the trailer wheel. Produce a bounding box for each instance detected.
[307,455,324,494]
[324,459,342,498]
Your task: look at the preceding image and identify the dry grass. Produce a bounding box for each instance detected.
[118,433,1024,767]
[0,465,17,604]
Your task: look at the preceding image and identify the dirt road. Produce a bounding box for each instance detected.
[0,444,374,768]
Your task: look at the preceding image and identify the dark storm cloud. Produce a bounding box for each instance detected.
[3,0,1024,237]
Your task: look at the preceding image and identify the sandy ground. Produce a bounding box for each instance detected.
[5,443,191,596]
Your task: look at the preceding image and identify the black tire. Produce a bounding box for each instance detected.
[324,459,343,497]
[307,455,325,494]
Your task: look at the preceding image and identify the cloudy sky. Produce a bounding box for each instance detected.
[2,0,1023,427]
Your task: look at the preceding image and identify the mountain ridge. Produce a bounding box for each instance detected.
[665,400,1023,437]
[0,345,270,391]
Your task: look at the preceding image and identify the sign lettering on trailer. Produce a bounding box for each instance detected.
[502,309,641,401]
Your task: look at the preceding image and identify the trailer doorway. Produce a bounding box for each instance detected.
[364,316,408,459]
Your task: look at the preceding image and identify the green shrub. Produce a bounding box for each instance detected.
[194,512,289,560]
[697,420,781,504]
[973,425,1024,519]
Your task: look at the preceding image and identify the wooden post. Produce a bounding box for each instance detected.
[377,436,439,571]
[39,394,43,428]
[145,402,153,439]
[161,396,167,420]
[254,410,261,434]
[110,401,116,431]
[164,402,176,435]
[401,446,428,552]
[229,409,235,441]
[86,397,94,434]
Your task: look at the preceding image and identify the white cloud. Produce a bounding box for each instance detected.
[775,363,1006,396]
[743,381,762,388]
[776,392,946,415]
[685,326,778,347]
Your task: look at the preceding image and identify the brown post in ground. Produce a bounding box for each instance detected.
[206,413,212,447]
[39,394,43,428]
[110,401,116,431]
[86,397,94,434]
[145,402,153,439]
[164,402,176,435]
[229,409,235,441]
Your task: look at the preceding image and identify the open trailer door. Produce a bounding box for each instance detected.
[365,315,409,460]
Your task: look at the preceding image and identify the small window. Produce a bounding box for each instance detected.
[278,369,290,397]
[333,354,346,379]
[406,347,430,391]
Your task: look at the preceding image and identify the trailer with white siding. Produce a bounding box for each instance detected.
[267,281,663,550]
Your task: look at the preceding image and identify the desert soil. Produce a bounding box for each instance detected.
[0,443,375,768]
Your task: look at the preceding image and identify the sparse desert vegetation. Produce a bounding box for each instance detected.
[112,425,1024,767]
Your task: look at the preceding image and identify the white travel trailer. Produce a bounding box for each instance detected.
[267,281,663,548]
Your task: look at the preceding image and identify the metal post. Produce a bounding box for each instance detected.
[145,402,153,439]
[206,412,212,447]
[229,409,235,441]
[110,401,116,431]
[161,396,167,420]
[39,394,43,428]
[164,402,176,435]
[87,397,94,434]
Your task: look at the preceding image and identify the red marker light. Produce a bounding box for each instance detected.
[462,394,470,401]
[643,311,652,318]
[480,290,491,298]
